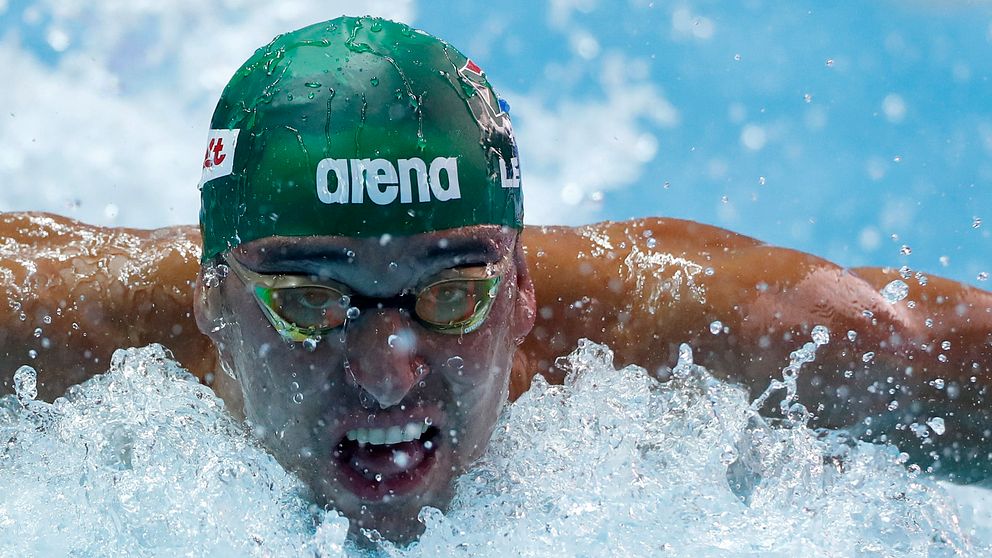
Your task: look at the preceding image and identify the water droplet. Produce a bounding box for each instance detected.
[811,325,830,346]
[721,195,729,204]
[709,320,723,334]
[33,327,42,338]
[446,356,464,371]
[734,53,742,61]
[941,340,951,351]
[972,216,982,229]
[926,417,946,435]
[304,81,321,88]
[758,176,766,185]
[346,307,361,320]
[847,330,857,342]
[370,77,379,86]
[892,155,902,163]
[13,365,37,403]
[887,400,899,411]
[932,378,945,389]
[898,265,912,279]
[646,237,657,249]
[302,337,320,352]
[704,267,715,277]
[803,93,813,103]
[825,58,835,67]
[899,245,912,255]
[42,315,52,325]
[938,354,948,363]
[978,272,989,282]
[292,393,304,404]
[880,280,909,303]
[924,318,934,328]
[862,351,875,363]
[379,234,392,246]
[939,255,950,267]
[203,264,230,288]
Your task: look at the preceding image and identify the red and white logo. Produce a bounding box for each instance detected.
[458,60,505,119]
[199,129,240,187]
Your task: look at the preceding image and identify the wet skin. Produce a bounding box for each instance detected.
[194,225,535,541]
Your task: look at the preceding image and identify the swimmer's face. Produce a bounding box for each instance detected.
[194,225,535,542]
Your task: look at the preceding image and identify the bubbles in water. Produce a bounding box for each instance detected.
[880,279,909,303]
[973,216,982,229]
[825,58,835,67]
[925,318,934,328]
[847,330,858,342]
[32,327,42,338]
[862,351,876,363]
[13,365,37,403]
[292,393,304,404]
[900,245,912,255]
[346,307,361,320]
[978,272,989,282]
[941,340,952,351]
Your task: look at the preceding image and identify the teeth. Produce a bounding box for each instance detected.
[347,421,430,446]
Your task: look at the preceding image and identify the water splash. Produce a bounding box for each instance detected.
[0,342,988,556]
[0,345,344,556]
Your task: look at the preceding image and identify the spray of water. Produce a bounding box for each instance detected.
[0,342,987,556]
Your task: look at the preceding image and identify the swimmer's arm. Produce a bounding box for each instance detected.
[518,219,992,482]
[0,212,215,400]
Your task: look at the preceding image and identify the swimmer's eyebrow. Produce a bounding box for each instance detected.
[422,238,502,266]
[246,238,501,274]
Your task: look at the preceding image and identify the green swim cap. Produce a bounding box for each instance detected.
[198,16,523,261]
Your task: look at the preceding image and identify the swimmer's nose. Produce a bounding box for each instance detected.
[343,309,424,408]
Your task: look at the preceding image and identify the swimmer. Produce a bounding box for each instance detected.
[0,16,990,543]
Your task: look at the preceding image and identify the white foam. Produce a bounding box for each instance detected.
[0,342,989,556]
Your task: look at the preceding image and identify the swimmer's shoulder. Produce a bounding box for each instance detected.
[521,217,765,261]
[0,211,201,254]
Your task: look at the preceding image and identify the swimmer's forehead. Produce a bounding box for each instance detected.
[233,226,514,274]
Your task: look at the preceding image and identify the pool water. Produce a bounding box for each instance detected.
[0,340,988,557]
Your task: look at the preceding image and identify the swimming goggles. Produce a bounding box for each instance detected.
[222,253,503,342]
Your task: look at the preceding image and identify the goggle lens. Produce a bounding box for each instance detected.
[415,276,500,332]
[256,285,349,331]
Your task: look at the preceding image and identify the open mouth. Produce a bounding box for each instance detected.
[331,420,442,501]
